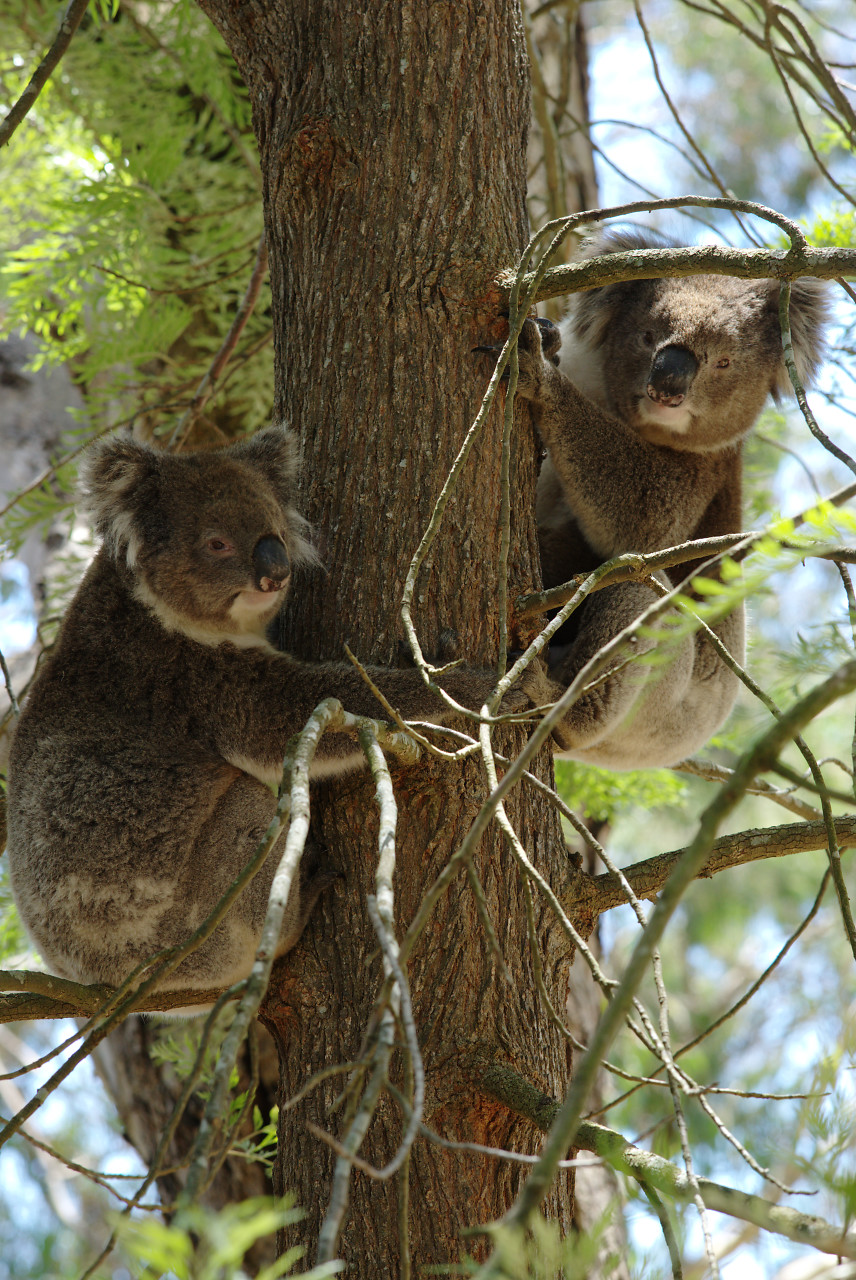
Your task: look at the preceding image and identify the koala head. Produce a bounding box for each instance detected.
[80,425,316,644]
[566,230,829,454]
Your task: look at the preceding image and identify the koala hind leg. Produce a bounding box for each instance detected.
[159,775,337,994]
[545,579,703,769]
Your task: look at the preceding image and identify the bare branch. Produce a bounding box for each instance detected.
[500,195,856,305]
[515,478,856,619]
[486,659,856,1245]
[578,814,856,921]
[478,1059,856,1261]
[674,758,821,821]
[168,231,269,448]
[0,0,90,149]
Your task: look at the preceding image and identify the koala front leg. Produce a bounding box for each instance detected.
[535,580,673,761]
[205,645,517,783]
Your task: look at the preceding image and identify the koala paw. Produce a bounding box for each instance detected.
[474,316,562,396]
[517,656,561,712]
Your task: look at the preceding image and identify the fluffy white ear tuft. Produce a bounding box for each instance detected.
[770,276,830,399]
[79,436,160,562]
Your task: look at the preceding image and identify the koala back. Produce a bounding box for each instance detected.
[559,229,829,454]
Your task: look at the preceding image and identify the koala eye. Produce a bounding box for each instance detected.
[206,537,235,555]
[643,331,655,348]
[716,357,731,369]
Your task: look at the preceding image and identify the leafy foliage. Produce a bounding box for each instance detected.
[459,1214,621,1279]
[0,0,272,552]
[118,1195,344,1280]
[149,1017,279,1169]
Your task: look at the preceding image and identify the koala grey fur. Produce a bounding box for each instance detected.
[7,426,499,995]
[517,230,828,769]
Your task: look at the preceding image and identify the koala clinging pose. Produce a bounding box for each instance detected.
[7,427,498,994]
[508,230,828,769]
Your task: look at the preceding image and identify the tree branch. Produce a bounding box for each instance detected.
[477,1057,856,1261]
[496,195,856,305]
[168,231,269,448]
[0,0,91,149]
[515,478,856,620]
[0,974,235,1023]
[674,758,820,822]
[574,814,856,923]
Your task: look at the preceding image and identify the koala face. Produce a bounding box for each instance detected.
[598,275,783,451]
[569,231,828,455]
[81,426,315,644]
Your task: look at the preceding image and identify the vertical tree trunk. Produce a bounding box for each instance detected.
[194,1,576,1271]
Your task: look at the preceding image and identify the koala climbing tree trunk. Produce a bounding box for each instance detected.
[188,0,585,1272]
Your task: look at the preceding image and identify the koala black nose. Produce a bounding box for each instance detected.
[253,536,291,592]
[532,316,562,362]
[647,345,698,407]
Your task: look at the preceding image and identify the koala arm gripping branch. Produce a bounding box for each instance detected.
[198,640,497,783]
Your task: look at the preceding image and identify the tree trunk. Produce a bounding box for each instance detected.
[193,0,578,1271]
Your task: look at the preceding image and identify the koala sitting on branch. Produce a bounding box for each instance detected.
[7,426,500,996]
[500,230,828,769]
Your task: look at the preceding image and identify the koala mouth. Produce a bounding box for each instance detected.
[234,587,285,610]
[635,396,692,436]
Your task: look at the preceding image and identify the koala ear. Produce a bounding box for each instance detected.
[571,228,668,349]
[79,436,160,564]
[762,277,830,400]
[230,424,300,502]
[231,425,320,568]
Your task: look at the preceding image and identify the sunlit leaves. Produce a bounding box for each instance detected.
[556,758,686,824]
[0,0,271,558]
[118,1195,343,1280]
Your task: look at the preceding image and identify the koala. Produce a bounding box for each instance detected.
[499,230,828,768]
[6,426,501,996]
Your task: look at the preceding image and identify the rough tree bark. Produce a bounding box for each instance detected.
[191,0,579,1272]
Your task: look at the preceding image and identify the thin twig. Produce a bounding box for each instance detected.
[641,1183,683,1279]
[0,0,90,149]
[0,647,19,716]
[80,985,242,1279]
[673,758,820,821]
[780,280,856,477]
[167,231,269,449]
[179,697,344,1206]
[479,1059,856,1260]
[633,0,759,246]
[477,659,856,1260]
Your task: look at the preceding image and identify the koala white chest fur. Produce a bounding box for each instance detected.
[512,230,829,768]
[6,426,496,994]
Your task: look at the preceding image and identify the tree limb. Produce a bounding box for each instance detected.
[674,758,820,822]
[502,194,856,305]
[515,477,856,620]
[0,976,235,1023]
[0,0,91,149]
[477,1057,856,1261]
[575,814,856,923]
